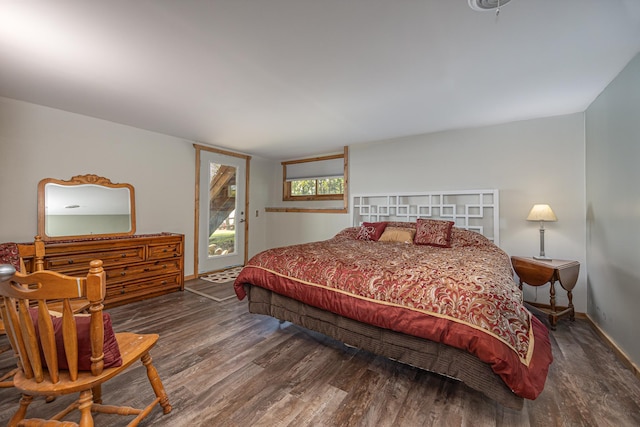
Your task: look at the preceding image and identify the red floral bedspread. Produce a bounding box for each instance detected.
[234,225,553,400]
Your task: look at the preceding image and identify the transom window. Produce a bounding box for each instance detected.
[282,150,347,202]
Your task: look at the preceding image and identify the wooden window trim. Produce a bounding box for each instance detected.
[264,207,347,214]
[283,190,344,202]
[282,146,349,209]
[269,146,348,213]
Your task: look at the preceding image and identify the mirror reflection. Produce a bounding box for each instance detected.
[45,184,132,237]
[38,175,136,240]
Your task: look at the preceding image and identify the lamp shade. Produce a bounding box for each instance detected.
[526,204,557,222]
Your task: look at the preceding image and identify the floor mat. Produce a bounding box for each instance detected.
[200,266,243,283]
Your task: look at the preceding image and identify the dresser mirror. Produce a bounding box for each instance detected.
[37,174,136,241]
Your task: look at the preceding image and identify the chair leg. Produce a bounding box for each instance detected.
[77,389,95,427]
[0,343,17,388]
[0,367,17,387]
[141,352,172,414]
[92,384,102,404]
[8,394,33,427]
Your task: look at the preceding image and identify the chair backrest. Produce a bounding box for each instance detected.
[16,235,46,273]
[0,260,106,383]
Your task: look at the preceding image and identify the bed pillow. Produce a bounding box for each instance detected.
[378,227,416,243]
[356,222,388,241]
[414,218,455,247]
[29,309,123,371]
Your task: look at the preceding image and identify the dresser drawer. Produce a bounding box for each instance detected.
[148,242,182,260]
[106,260,182,285]
[45,246,145,272]
[106,273,182,304]
[125,273,182,293]
[40,233,184,308]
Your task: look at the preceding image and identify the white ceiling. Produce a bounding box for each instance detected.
[1,1,639,160]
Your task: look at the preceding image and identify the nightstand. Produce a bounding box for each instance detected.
[511,256,580,330]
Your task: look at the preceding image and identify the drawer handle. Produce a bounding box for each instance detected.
[68,260,74,264]
[163,248,168,252]
[144,267,150,272]
[173,253,178,257]
[121,253,127,258]
[121,272,126,276]
[121,289,125,294]
[161,280,167,285]
[162,264,167,269]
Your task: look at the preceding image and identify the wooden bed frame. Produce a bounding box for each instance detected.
[244,189,526,409]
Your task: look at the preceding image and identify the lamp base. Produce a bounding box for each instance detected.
[533,255,552,261]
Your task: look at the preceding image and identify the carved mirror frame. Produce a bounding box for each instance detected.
[37,174,136,241]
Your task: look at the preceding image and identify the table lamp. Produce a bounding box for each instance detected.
[526,204,557,260]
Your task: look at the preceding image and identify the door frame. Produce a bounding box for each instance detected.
[193,143,251,276]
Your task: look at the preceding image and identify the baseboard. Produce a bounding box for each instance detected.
[584,315,640,381]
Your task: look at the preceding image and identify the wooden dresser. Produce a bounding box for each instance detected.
[35,233,184,308]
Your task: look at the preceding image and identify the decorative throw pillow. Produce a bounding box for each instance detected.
[356,222,388,241]
[414,218,455,247]
[378,227,416,243]
[29,309,123,371]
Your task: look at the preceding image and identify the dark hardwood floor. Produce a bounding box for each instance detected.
[1,279,639,426]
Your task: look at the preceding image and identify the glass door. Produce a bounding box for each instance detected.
[197,149,246,274]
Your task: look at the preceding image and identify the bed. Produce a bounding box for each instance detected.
[234,190,553,409]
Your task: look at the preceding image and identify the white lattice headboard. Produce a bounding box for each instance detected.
[352,189,499,244]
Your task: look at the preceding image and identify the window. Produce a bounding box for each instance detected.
[282,148,347,202]
[289,177,344,198]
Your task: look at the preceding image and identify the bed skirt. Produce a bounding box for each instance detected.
[245,284,524,410]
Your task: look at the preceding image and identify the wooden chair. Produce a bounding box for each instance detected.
[16,237,44,275]
[0,261,172,426]
[0,317,19,388]
[0,241,21,389]
[17,236,91,314]
[0,237,91,394]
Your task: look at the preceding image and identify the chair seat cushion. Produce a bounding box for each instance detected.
[29,309,122,371]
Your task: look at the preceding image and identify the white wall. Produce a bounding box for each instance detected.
[247,156,273,257]
[265,211,351,248]
[585,52,640,367]
[263,159,351,248]
[0,97,273,277]
[346,113,588,310]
